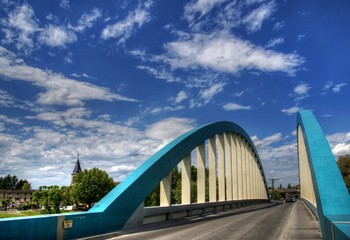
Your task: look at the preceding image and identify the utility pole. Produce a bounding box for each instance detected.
[269,178,279,200]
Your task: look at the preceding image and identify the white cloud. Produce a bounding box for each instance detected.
[322,81,347,95]
[252,133,299,187]
[291,83,310,101]
[243,2,276,32]
[110,164,136,173]
[71,8,102,33]
[327,132,350,157]
[0,46,138,106]
[70,73,96,79]
[101,1,153,44]
[222,102,251,111]
[145,117,196,150]
[163,32,303,75]
[281,106,300,115]
[1,3,39,53]
[266,37,284,48]
[60,0,70,10]
[136,65,180,83]
[174,91,188,104]
[200,82,226,101]
[38,25,77,47]
[184,0,228,22]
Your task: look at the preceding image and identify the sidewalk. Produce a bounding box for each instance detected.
[285,201,322,239]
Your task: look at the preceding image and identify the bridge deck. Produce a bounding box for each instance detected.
[285,201,322,239]
[82,201,321,240]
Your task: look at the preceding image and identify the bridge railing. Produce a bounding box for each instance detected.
[0,121,268,239]
[297,110,350,239]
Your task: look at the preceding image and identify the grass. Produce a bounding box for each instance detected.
[0,211,43,218]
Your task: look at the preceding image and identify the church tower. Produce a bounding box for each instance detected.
[71,154,82,184]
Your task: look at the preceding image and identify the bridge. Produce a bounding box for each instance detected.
[0,110,349,239]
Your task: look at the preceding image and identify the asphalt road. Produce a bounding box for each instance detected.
[95,202,294,240]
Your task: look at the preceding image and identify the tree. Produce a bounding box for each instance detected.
[0,175,31,190]
[337,155,350,192]
[0,198,12,211]
[71,168,116,209]
[32,186,63,214]
[287,183,292,189]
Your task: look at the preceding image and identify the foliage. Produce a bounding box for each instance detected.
[144,166,210,207]
[71,168,116,209]
[0,198,12,211]
[0,174,31,189]
[271,191,282,200]
[17,203,36,211]
[337,155,350,192]
[32,186,65,214]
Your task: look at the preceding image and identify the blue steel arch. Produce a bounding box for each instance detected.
[0,121,268,239]
[297,110,350,239]
[90,121,268,218]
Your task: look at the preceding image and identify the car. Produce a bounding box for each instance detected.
[285,197,296,202]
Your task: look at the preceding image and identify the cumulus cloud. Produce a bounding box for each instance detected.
[38,25,77,47]
[327,132,350,157]
[163,33,303,75]
[0,46,138,106]
[145,117,196,150]
[1,3,39,53]
[222,102,251,111]
[101,0,153,44]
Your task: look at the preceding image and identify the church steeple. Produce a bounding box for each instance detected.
[71,154,82,184]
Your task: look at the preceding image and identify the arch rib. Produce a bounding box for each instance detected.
[297,110,350,239]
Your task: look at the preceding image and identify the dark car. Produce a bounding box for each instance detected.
[285,197,296,202]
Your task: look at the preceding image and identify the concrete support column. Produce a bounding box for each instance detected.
[197,143,206,203]
[253,158,258,199]
[242,141,247,200]
[247,147,252,199]
[218,133,225,201]
[249,149,254,199]
[298,126,316,206]
[237,136,243,200]
[181,154,191,204]
[225,132,233,201]
[231,134,238,200]
[208,136,217,202]
[160,172,172,206]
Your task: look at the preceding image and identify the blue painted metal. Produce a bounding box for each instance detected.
[297,110,350,239]
[0,121,268,239]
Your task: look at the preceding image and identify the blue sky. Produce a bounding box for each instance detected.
[1,0,349,189]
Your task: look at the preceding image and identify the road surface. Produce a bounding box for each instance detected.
[89,202,295,240]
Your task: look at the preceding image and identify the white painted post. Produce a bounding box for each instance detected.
[218,133,225,201]
[242,141,247,200]
[160,172,172,206]
[231,134,238,200]
[225,132,233,201]
[208,136,217,202]
[181,154,191,204]
[197,143,206,203]
[237,136,243,200]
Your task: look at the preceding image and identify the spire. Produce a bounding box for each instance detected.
[72,153,82,174]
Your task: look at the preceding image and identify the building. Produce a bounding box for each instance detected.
[71,153,82,184]
[0,189,35,206]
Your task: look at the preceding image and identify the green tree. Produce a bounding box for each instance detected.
[0,198,12,211]
[22,182,31,190]
[72,168,115,209]
[32,186,64,214]
[287,183,292,189]
[337,155,350,192]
